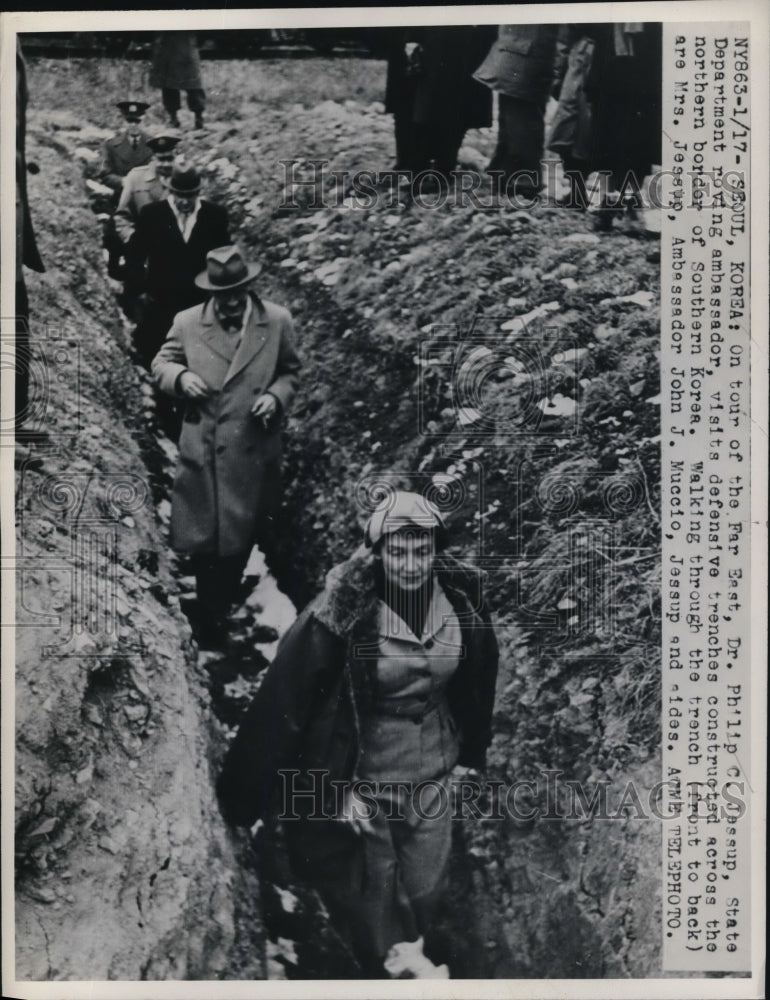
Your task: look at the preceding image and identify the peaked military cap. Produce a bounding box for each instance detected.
[116,100,150,119]
[147,130,182,154]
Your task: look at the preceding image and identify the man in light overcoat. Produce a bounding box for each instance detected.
[114,130,181,246]
[152,245,302,647]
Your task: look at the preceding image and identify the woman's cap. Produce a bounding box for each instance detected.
[364,490,446,549]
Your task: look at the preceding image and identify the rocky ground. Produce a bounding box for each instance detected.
[17,53,663,980]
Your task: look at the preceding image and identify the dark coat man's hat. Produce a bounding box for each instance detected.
[195,246,262,292]
[168,165,202,196]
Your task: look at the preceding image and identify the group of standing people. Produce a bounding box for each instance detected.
[385,22,662,224]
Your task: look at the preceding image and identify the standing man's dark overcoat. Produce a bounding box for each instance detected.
[125,197,229,366]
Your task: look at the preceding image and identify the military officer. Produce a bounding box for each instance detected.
[99,100,153,193]
[100,101,155,279]
[114,130,182,245]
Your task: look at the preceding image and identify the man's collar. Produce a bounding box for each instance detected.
[201,292,265,327]
[214,295,252,333]
[167,194,201,212]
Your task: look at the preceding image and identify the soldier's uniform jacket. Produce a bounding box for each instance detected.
[99,130,153,192]
[114,163,168,244]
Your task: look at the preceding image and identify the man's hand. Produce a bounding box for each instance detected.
[179,371,212,399]
[251,392,278,421]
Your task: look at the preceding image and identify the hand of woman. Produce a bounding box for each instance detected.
[338,787,374,836]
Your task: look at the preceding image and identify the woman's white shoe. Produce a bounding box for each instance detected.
[384,937,450,978]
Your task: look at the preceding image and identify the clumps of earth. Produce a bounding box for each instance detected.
[16,54,663,980]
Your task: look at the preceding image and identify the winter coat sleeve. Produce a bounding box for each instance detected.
[124,205,151,291]
[265,310,302,415]
[216,609,342,828]
[453,601,499,770]
[99,141,123,191]
[210,203,230,248]
[151,314,189,396]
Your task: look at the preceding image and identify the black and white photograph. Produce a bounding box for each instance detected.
[1,4,766,996]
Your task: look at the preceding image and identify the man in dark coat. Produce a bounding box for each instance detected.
[385,26,495,178]
[152,245,302,647]
[125,163,229,369]
[16,40,45,434]
[474,24,561,195]
[150,31,206,129]
[113,130,181,247]
[583,23,662,207]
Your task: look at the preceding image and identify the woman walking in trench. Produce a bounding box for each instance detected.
[217,490,499,977]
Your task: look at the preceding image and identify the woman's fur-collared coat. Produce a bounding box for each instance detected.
[217,549,499,831]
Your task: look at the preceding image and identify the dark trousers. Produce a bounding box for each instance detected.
[103,215,125,279]
[489,95,546,193]
[393,106,416,172]
[130,297,184,440]
[393,102,465,179]
[191,550,251,625]
[162,88,206,115]
[412,123,466,179]
[131,298,178,371]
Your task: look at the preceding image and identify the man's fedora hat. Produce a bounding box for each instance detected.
[195,245,262,292]
[168,164,202,196]
[147,130,181,154]
[117,100,150,119]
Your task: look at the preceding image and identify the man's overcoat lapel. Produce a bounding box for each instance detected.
[225,301,271,385]
[198,299,234,366]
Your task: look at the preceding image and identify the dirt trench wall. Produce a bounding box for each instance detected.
[15,114,264,981]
